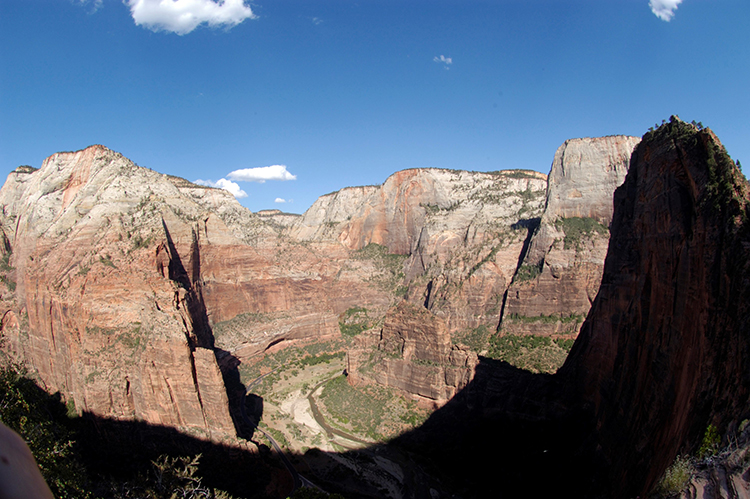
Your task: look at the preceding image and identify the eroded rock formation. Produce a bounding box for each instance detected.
[389,119,750,499]
[0,146,237,438]
[560,118,750,498]
[0,146,554,436]
[347,302,478,405]
[501,135,640,338]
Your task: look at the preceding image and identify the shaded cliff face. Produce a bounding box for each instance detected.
[501,135,640,337]
[387,121,750,499]
[560,119,750,497]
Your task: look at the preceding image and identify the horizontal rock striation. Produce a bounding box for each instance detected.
[347,302,478,405]
[501,135,640,338]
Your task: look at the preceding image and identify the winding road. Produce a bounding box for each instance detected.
[240,367,320,492]
[306,379,375,447]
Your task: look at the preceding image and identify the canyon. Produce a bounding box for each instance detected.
[1,118,748,498]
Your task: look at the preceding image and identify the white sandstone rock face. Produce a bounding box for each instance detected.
[288,185,380,242]
[502,135,641,337]
[285,167,549,333]
[545,136,641,222]
[0,145,262,439]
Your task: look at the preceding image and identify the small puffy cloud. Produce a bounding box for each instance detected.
[126,0,255,35]
[274,198,287,203]
[194,178,248,198]
[433,55,453,69]
[227,165,297,183]
[649,0,683,21]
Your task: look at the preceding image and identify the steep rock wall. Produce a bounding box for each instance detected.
[560,119,750,498]
[347,302,478,404]
[501,135,640,337]
[0,146,236,438]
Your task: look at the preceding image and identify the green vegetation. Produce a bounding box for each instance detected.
[0,251,12,272]
[452,324,494,352]
[697,423,721,459]
[131,233,152,250]
[99,255,116,269]
[515,261,543,282]
[82,323,146,364]
[0,360,256,498]
[506,312,585,325]
[488,169,542,179]
[298,351,345,367]
[486,334,573,374]
[318,374,429,441]
[352,243,407,293]
[555,217,609,250]
[654,455,693,497]
[212,311,275,344]
[238,340,346,395]
[0,251,16,291]
[0,363,91,498]
[421,202,460,214]
[291,486,346,499]
[339,307,373,337]
[468,183,542,214]
[645,117,746,220]
[14,165,38,174]
[554,337,575,351]
[0,275,16,291]
[467,245,502,278]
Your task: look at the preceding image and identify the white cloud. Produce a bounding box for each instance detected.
[274,198,287,203]
[433,55,453,69]
[227,165,297,183]
[126,0,255,35]
[75,0,103,13]
[194,178,248,198]
[649,0,683,21]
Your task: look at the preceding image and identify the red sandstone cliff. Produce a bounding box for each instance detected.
[0,146,237,439]
[0,134,651,447]
[559,118,750,498]
[347,302,478,405]
[0,147,550,432]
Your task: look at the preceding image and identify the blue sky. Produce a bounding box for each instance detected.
[1,1,748,213]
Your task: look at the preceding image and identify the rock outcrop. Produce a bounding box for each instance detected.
[0,146,237,438]
[290,168,549,333]
[559,118,750,498]
[347,302,478,405]
[390,119,750,499]
[501,135,640,337]
[2,129,692,471]
[0,147,551,433]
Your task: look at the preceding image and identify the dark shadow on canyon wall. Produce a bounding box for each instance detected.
[295,119,750,499]
[294,358,597,499]
[386,357,592,498]
[16,119,750,499]
[75,413,283,498]
[0,369,287,498]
